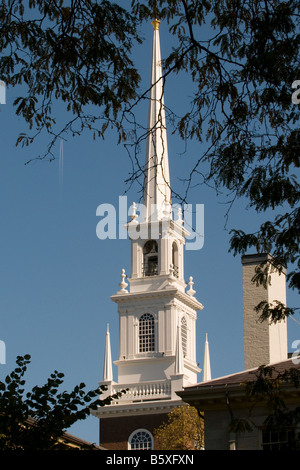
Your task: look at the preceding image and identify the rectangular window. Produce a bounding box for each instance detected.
[262,429,296,450]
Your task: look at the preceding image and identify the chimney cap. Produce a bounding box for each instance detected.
[241,253,271,265]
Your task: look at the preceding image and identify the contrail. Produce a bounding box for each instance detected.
[59,138,64,190]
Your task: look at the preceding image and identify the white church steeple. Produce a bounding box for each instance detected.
[110,18,203,391]
[127,19,190,290]
[94,20,205,451]
[143,18,171,222]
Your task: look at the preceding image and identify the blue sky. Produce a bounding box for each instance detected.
[0,21,299,445]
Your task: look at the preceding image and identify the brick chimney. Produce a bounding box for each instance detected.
[242,254,288,370]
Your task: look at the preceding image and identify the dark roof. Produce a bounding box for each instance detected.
[183,357,300,392]
[60,430,105,450]
[24,417,104,450]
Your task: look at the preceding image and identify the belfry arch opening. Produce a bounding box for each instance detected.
[143,240,158,276]
[172,241,179,278]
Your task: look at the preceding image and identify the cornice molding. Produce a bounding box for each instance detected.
[111,287,203,311]
[93,399,183,418]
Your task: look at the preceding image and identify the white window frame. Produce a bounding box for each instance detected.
[128,428,154,450]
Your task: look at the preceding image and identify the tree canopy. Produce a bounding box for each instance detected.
[0,355,122,450]
[0,0,299,320]
[0,0,141,153]
[154,404,204,450]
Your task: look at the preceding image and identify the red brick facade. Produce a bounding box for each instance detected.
[100,412,169,450]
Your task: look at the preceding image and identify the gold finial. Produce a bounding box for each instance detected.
[151,19,160,30]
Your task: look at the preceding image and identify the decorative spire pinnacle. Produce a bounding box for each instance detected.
[103,324,113,382]
[118,268,128,293]
[151,18,160,30]
[143,20,171,222]
[202,333,211,382]
[187,276,196,297]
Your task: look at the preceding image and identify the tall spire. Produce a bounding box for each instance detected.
[202,333,211,382]
[143,19,171,222]
[103,324,113,382]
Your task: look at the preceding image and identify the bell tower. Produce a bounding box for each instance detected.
[93,20,204,451]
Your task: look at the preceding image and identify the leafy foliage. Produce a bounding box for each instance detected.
[0,355,122,450]
[153,404,204,450]
[0,0,141,158]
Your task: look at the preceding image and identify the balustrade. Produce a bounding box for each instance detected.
[112,380,171,402]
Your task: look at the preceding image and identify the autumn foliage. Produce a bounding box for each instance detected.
[154,404,204,450]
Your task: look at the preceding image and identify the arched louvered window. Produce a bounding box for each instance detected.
[143,240,158,276]
[181,317,187,357]
[172,241,179,278]
[128,429,153,450]
[139,313,155,352]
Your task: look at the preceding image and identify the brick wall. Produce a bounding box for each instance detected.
[100,412,170,450]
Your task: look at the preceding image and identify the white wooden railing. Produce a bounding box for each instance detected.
[112,380,171,402]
